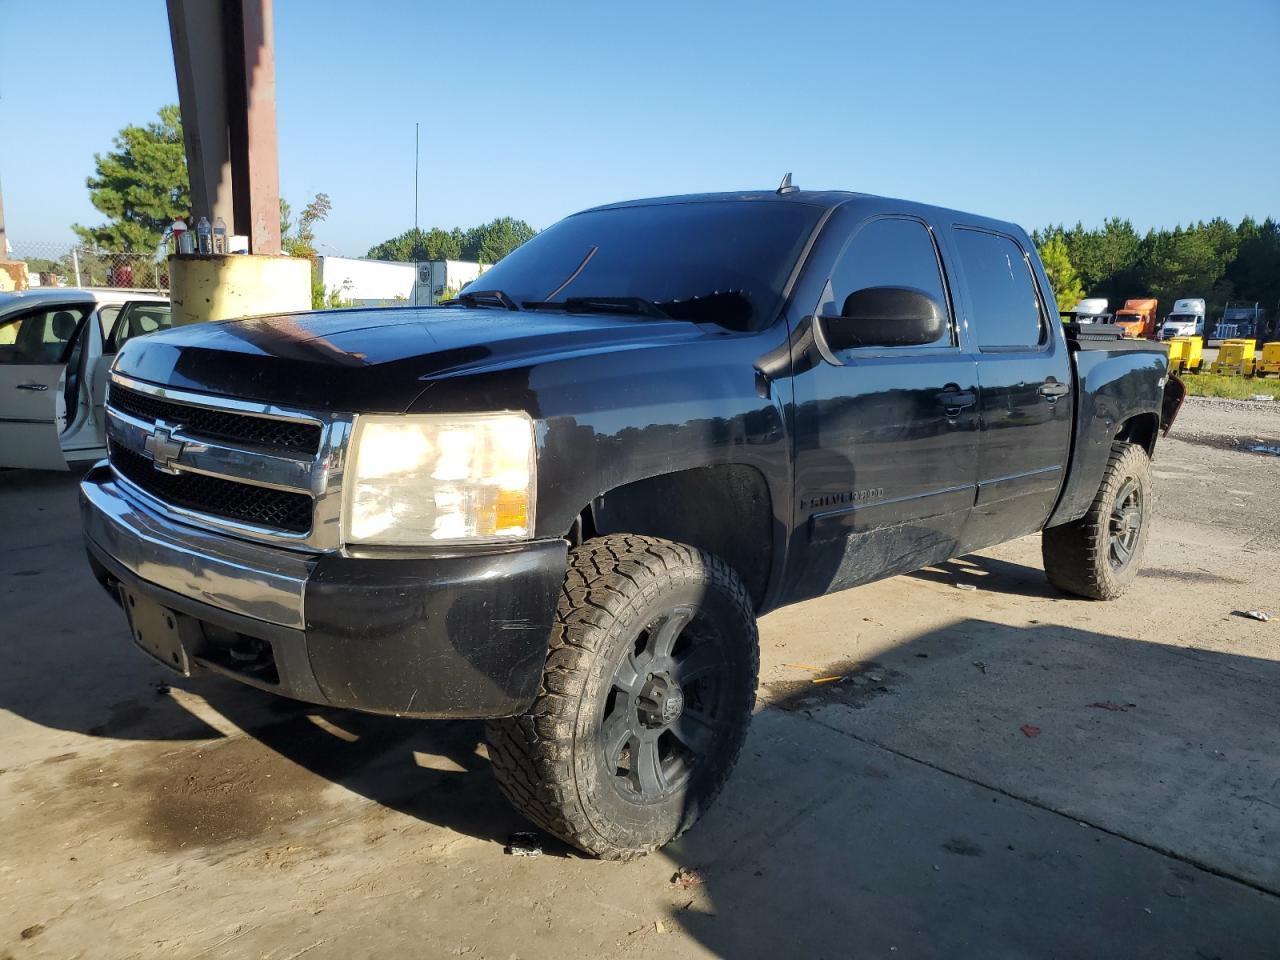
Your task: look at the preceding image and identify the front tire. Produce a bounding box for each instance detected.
[1042,441,1152,600]
[486,535,758,859]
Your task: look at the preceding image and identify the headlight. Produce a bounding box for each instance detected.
[343,412,536,546]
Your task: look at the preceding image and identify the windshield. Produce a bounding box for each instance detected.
[464,200,824,331]
[1166,314,1198,323]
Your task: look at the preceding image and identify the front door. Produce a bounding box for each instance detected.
[947,227,1074,551]
[784,214,980,602]
[0,303,94,469]
[91,301,173,442]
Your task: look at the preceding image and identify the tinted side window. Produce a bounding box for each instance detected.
[822,217,951,348]
[953,229,1046,349]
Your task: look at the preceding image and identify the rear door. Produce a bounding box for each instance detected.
[784,211,980,602]
[0,303,92,469]
[947,227,1074,551]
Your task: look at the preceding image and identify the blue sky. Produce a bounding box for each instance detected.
[2,0,1277,255]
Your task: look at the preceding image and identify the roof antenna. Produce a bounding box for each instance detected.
[776,172,798,194]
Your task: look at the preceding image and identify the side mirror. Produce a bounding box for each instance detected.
[820,286,945,350]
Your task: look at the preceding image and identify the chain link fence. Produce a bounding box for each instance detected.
[4,241,169,293]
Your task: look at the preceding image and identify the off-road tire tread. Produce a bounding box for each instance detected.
[485,534,758,860]
[1042,441,1151,600]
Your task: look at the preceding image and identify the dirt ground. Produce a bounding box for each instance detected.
[2,397,1278,959]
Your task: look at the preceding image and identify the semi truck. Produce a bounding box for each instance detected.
[1114,298,1159,339]
[1064,297,1112,324]
[1159,298,1206,340]
[1215,301,1269,341]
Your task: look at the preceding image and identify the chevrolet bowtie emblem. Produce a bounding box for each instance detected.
[143,421,185,474]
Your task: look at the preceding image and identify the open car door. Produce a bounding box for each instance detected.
[90,301,173,443]
[0,303,94,470]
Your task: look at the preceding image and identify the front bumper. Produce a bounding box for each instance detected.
[80,462,568,718]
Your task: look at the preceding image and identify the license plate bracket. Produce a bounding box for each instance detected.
[120,587,194,676]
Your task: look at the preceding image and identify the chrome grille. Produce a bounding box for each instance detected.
[109,383,322,454]
[104,373,352,550]
[109,443,313,533]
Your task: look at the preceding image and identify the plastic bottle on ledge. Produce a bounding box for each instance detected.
[213,217,227,254]
[196,217,212,255]
[171,219,189,255]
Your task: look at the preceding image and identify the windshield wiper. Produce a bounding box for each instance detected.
[522,296,668,319]
[439,289,521,311]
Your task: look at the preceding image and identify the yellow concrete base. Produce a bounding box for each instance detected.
[0,260,30,291]
[169,254,311,326]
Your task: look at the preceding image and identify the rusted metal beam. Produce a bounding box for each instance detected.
[166,0,236,233]
[237,0,282,255]
[167,0,281,255]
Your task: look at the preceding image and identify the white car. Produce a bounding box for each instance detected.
[0,288,170,470]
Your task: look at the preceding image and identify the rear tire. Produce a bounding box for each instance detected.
[1042,442,1152,600]
[486,534,758,859]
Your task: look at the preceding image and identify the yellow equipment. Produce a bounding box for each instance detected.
[1167,336,1203,374]
[1257,342,1280,377]
[1210,339,1257,376]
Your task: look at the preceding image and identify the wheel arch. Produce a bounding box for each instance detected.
[578,464,777,611]
[1115,411,1159,455]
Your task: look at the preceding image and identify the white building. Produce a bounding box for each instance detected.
[315,257,489,307]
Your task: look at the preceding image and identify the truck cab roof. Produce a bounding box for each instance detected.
[583,189,1025,237]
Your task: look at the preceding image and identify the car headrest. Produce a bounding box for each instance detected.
[51,311,78,340]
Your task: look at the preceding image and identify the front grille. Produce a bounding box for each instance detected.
[110,443,313,534]
[109,383,322,455]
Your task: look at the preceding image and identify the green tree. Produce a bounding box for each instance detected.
[280,193,331,259]
[1143,222,1235,307]
[1062,217,1143,296]
[461,217,537,263]
[1225,217,1280,320]
[74,106,190,252]
[1035,234,1085,311]
[366,226,462,261]
[368,219,536,264]
[279,193,333,308]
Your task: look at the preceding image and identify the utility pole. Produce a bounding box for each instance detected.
[0,172,7,257]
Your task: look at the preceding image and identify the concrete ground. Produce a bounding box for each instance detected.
[2,397,1278,959]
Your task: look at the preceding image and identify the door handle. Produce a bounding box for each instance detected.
[16,383,49,391]
[1039,381,1070,400]
[936,389,976,411]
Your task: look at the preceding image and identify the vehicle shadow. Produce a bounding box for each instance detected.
[194,689,547,853]
[7,523,1280,947]
[657,617,1280,959]
[907,551,1066,599]
[0,550,548,849]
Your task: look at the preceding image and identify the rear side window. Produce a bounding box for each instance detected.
[0,305,89,365]
[822,217,952,348]
[952,229,1046,350]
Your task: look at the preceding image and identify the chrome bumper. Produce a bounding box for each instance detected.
[80,462,314,629]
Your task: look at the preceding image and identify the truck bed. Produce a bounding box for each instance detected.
[1047,328,1172,527]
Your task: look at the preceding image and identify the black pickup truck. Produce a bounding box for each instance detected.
[81,186,1182,858]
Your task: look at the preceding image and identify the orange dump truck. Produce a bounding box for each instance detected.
[1114,299,1160,338]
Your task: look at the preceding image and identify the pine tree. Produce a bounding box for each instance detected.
[73,106,190,252]
[1036,234,1085,312]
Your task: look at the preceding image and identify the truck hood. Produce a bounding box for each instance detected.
[113,306,706,412]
